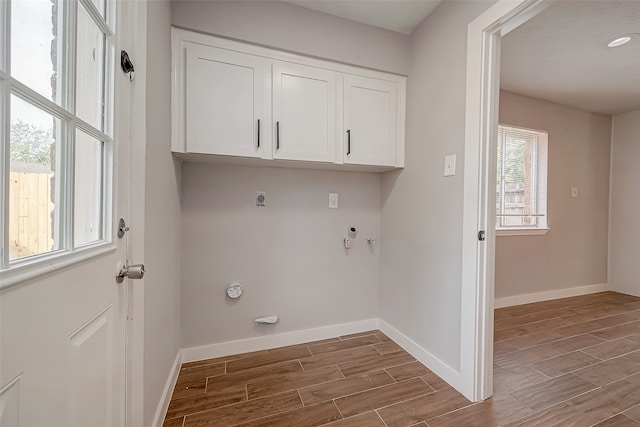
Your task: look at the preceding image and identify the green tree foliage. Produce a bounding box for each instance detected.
[10,120,53,166]
[497,138,526,184]
[504,139,525,184]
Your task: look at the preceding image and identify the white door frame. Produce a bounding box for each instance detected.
[461,0,549,401]
[121,1,147,426]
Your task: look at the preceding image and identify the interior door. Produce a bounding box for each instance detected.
[0,2,140,426]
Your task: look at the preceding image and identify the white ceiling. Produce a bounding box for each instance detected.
[281,0,639,115]
[501,0,640,116]
[282,0,442,34]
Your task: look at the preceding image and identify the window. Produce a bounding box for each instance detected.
[496,124,548,235]
[1,0,115,272]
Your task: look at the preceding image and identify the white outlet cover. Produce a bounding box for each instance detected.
[329,193,338,209]
[444,154,456,177]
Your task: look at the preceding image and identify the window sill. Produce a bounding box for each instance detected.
[0,242,116,291]
[496,228,550,237]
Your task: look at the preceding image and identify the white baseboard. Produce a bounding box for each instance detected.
[152,349,183,427]
[181,319,380,363]
[494,283,609,309]
[609,284,640,298]
[378,320,465,397]
[174,319,473,405]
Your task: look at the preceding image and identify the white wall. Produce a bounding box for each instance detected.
[609,110,640,297]
[181,164,381,347]
[171,0,410,75]
[380,0,494,373]
[144,1,182,425]
[171,2,408,348]
[496,91,611,299]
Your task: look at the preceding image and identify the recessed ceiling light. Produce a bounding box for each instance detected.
[607,33,637,48]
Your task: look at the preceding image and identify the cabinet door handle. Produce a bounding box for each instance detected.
[257,119,261,148]
[276,121,280,149]
[346,129,351,155]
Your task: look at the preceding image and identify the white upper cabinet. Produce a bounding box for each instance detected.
[272,63,336,162]
[172,28,406,171]
[343,76,401,167]
[183,44,270,158]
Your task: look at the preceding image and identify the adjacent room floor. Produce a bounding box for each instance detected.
[164,291,640,426]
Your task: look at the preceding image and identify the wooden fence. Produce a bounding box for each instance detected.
[9,172,55,260]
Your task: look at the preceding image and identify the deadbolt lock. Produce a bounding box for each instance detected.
[118,218,130,238]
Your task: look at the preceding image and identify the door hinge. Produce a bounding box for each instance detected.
[478,230,486,241]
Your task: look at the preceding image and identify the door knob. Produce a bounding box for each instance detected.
[116,264,145,283]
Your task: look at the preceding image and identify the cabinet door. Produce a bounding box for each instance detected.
[185,44,269,157]
[273,63,336,162]
[344,76,398,166]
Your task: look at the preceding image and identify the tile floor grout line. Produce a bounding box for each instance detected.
[296,366,383,397]
[296,388,305,408]
[187,391,308,426]
[318,376,432,408]
[366,387,440,414]
[248,366,348,401]
[375,408,390,427]
[585,413,626,427]
[508,381,602,415]
[335,364,346,380]
[527,365,553,380]
[383,367,398,383]
[577,349,605,361]
[332,398,345,419]
[420,399,479,425]
[493,386,606,427]
[417,376,437,392]
[344,357,418,375]
[583,347,640,361]
[495,408,536,427]
[300,345,380,372]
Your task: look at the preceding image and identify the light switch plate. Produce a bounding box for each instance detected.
[444,155,456,177]
[571,186,578,198]
[329,193,338,209]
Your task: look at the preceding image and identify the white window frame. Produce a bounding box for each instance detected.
[496,124,549,237]
[0,0,116,287]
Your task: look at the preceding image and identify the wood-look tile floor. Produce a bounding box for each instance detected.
[164,291,640,426]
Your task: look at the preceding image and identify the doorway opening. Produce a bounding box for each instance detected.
[464,0,640,403]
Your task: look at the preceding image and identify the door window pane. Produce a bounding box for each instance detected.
[2,0,113,271]
[74,130,104,246]
[11,0,63,105]
[9,95,60,260]
[76,3,106,130]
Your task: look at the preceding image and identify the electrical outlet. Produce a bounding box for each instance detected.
[571,186,578,198]
[329,193,338,209]
[256,191,266,207]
